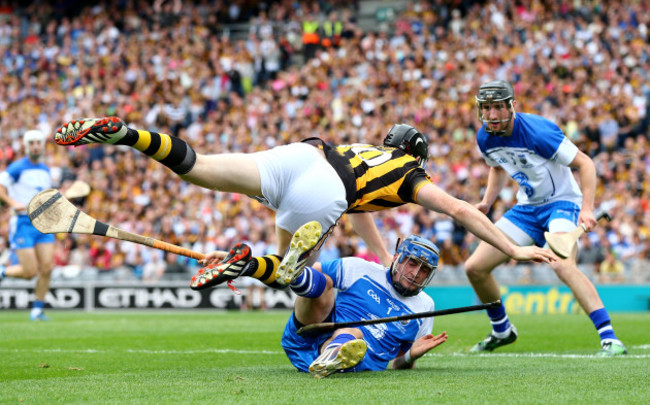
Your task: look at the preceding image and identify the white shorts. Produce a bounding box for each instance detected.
[251,143,348,234]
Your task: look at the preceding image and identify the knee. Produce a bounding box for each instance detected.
[465,257,488,281]
[549,260,574,282]
[20,266,38,279]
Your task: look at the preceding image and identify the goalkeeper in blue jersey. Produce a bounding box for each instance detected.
[465,80,626,357]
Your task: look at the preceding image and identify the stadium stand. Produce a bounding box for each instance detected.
[0,0,648,286]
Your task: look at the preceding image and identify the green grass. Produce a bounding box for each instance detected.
[1,310,648,404]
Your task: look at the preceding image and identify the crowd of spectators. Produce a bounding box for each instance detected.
[0,0,648,286]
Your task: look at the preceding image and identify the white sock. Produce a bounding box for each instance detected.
[492,326,514,339]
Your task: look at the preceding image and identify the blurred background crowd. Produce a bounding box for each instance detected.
[0,0,648,289]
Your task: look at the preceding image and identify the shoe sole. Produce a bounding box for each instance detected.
[469,338,517,352]
[190,244,251,290]
[596,346,628,357]
[469,328,518,352]
[309,339,367,379]
[276,221,322,286]
[55,117,125,146]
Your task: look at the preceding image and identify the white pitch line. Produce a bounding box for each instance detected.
[2,348,284,355]
[3,347,650,358]
[425,352,650,359]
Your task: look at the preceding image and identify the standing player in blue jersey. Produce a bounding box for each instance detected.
[0,130,55,321]
[465,80,626,356]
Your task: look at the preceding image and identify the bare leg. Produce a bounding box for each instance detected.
[275,224,322,263]
[319,327,364,349]
[33,243,54,301]
[6,249,38,279]
[465,241,511,302]
[275,226,292,256]
[550,247,603,313]
[181,153,263,196]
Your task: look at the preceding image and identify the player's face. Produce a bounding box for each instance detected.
[480,101,512,133]
[27,140,45,160]
[394,257,434,293]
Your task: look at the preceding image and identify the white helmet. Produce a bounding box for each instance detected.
[23,129,46,148]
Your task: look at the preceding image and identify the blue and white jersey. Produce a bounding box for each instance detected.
[322,257,434,369]
[0,157,52,214]
[476,113,582,206]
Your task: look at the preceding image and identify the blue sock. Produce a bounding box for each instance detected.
[589,308,618,343]
[327,333,356,348]
[290,267,326,298]
[31,300,45,318]
[487,302,512,335]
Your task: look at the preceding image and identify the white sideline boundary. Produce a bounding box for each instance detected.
[2,348,284,355]
[2,345,649,358]
[426,352,650,360]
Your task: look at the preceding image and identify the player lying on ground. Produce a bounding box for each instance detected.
[53,118,556,292]
[213,222,448,378]
[466,80,626,357]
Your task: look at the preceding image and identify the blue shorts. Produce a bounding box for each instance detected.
[9,215,55,250]
[281,312,386,373]
[499,201,579,247]
[281,314,334,373]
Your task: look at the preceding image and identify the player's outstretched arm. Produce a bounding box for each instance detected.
[348,212,393,266]
[392,331,448,370]
[415,184,557,263]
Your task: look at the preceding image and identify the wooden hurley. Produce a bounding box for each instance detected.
[544,211,611,259]
[28,188,221,260]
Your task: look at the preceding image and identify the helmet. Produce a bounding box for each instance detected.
[383,124,428,167]
[390,235,439,297]
[475,80,515,136]
[23,129,46,148]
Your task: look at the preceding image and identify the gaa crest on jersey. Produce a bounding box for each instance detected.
[512,171,534,198]
[517,154,532,168]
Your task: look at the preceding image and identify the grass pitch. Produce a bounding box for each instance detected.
[1,310,648,404]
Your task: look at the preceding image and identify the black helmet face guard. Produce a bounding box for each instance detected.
[383,124,429,167]
[476,81,515,136]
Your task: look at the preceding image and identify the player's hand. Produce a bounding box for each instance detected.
[578,209,597,232]
[475,201,490,214]
[11,201,27,212]
[512,246,558,263]
[198,250,228,266]
[409,331,448,359]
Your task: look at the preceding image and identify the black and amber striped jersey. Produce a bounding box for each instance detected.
[302,139,432,213]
